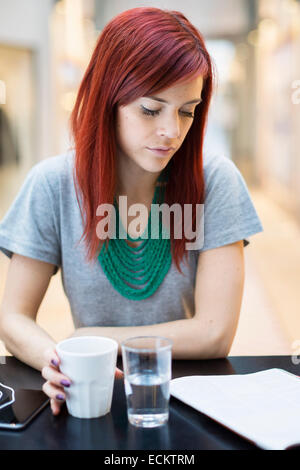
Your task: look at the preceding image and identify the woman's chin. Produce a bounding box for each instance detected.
[138,158,169,174]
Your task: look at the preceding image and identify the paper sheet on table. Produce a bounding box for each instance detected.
[170,368,300,450]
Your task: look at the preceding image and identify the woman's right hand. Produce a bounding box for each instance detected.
[41,347,71,416]
[41,347,125,415]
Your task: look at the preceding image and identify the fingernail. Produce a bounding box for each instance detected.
[60,380,71,387]
[51,359,59,367]
[56,394,65,401]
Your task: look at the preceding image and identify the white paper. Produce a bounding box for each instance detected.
[170,368,300,450]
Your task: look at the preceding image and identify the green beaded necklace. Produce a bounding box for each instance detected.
[98,171,172,300]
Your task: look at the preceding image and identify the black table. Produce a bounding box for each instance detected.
[0,355,299,450]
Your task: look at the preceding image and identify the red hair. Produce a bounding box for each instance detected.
[71,7,215,273]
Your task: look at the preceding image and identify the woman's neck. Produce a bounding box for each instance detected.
[116,155,161,201]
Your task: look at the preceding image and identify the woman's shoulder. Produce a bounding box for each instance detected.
[31,149,74,180]
[202,151,247,197]
[203,151,239,183]
[200,152,263,250]
[27,150,75,198]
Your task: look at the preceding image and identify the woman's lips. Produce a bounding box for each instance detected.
[147,147,173,156]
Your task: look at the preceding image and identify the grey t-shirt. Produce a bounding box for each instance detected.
[0,151,263,328]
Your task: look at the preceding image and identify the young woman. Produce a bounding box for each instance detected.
[0,7,262,415]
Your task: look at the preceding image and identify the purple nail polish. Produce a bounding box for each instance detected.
[60,380,71,387]
[51,359,59,367]
[56,394,65,401]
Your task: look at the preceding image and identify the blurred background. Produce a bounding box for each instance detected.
[0,0,299,356]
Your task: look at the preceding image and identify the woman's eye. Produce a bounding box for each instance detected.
[141,106,160,116]
[181,111,194,118]
[141,106,194,119]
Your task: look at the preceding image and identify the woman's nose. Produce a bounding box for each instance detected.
[157,114,181,139]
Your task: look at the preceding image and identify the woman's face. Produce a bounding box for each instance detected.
[116,75,203,174]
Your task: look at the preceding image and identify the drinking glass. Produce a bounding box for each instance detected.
[121,336,172,428]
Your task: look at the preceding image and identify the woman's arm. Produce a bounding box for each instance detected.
[72,240,245,359]
[0,253,78,415]
[0,254,58,371]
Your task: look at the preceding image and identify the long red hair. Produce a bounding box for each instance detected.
[71,7,215,273]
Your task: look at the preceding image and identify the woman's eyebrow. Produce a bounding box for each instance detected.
[144,96,202,105]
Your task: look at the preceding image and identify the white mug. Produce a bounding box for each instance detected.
[56,336,118,419]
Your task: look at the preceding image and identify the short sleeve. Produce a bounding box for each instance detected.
[0,163,61,275]
[200,154,263,251]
